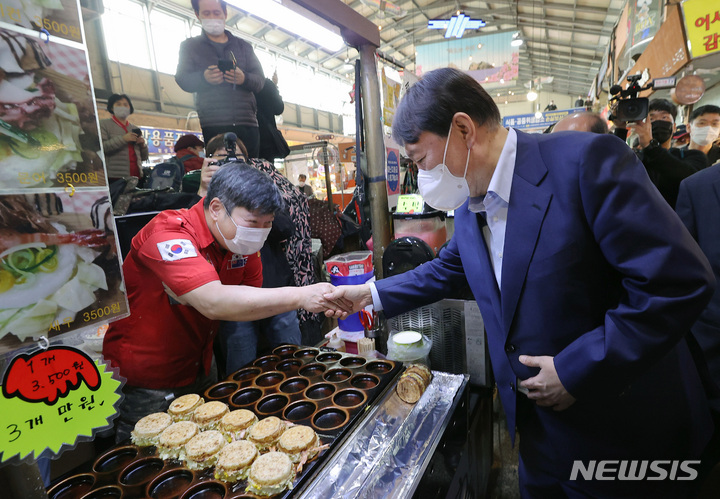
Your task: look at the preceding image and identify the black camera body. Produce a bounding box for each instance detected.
[609,74,653,122]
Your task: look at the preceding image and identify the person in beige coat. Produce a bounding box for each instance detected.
[100,93,149,181]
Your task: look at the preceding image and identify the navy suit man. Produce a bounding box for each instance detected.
[676,163,720,473]
[326,68,715,497]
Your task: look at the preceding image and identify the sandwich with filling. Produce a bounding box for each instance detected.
[220,409,257,441]
[157,421,199,461]
[192,401,229,430]
[183,430,226,470]
[131,412,172,446]
[214,440,259,482]
[247,416,287,452]
[246,451,296,496]
[167,394,204,421]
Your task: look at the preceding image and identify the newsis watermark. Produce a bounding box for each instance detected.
[570,460,701,481]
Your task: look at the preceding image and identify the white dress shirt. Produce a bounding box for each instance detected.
[370,128,518,307]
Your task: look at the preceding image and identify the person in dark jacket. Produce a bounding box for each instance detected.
[256,73,289,163]
[175,0,264,157]
[614,99,708,207]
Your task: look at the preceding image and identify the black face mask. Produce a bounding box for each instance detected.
[651,120,674,144]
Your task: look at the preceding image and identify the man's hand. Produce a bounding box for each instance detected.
[197,158,220,197]
[322,284,373,315]
[135,134,146,146]
[300,283,353,318]
[204,66,224,85]
[626,117,652,148]
[518,355,576,411]
[223,67,245,85]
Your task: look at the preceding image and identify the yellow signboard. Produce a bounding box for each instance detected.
[682,0,720,58]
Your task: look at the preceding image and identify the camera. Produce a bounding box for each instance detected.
[609,74,652,122]
[131,128,142,136]
[217,59,234,72]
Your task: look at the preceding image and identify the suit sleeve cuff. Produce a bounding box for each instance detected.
[369,282,384,311]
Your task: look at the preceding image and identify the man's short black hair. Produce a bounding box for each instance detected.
[204,162,283,215]
[392,67,501,145]
[689,104,720,123]
[649,99,677,120]
[191,0,227,15]
[107,94,134,115]
[298,174,307,180]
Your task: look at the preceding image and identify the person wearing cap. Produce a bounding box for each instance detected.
[174,134,206,173]
[672,124,690,148]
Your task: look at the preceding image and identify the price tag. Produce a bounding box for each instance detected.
[0,346,122,463]
[396,194,424,214]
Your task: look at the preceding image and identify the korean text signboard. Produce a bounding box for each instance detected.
[0,346,122,463]
[502,108,586,130]
[682,0,720,58]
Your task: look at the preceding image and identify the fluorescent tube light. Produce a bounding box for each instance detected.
[227,0,345,52]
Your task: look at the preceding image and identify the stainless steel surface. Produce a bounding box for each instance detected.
[359,44,391,279]
[299,371,469,498]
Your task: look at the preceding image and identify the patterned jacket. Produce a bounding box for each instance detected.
[249,159,316,324]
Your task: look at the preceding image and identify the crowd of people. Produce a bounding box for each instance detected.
[95,1,720,494]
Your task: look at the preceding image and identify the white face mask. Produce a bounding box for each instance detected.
[216,208,271,255]
[298,181,306,187]
[202,18,225,36]
[113,106,130,120]
[417,124,471,212]
[690,125,720,147]
[197,149,206,158]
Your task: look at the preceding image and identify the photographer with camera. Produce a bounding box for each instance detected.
[203,133,318,375]
[614,98,708,207]
[175,0,264,158]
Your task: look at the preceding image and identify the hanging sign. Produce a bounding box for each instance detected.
[681,0,720,58]
[386,148,400,196]
[139,127,203,156]
[502,108,586,130]
[0,346,122,463]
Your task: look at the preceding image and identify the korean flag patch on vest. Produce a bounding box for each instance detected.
[157,239,198,261]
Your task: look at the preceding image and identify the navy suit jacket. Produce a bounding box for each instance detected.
[377,131,714,481]
[677,163,720,412]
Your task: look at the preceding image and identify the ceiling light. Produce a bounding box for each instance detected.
[535,111,542,118]
[505,100,508,104]
[378,25,382,30]
[477,43,483,49]
[500,78,504,84]
[527,90,538,101]
[469,56,472,60]
[227,0,344,52]
[511,32,523,47]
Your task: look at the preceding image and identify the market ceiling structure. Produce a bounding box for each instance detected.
[202,0,627,102]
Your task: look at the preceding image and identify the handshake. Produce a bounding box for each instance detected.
[304,282,374,319]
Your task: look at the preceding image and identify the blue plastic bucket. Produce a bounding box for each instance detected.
[330,270,374,332]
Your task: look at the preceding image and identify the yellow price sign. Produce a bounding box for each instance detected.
[682,0,720,58]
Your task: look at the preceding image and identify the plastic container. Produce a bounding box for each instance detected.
[386,330,432,366]
[393,211,447,255]
[327,332,346,353]
[326,251,374,332]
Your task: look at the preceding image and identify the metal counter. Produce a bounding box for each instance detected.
[298,371,469,498]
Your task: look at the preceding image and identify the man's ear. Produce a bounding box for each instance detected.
[452,112,477,148]
[208,198,223,222]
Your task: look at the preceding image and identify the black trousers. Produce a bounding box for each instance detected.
[201,124,259,159]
